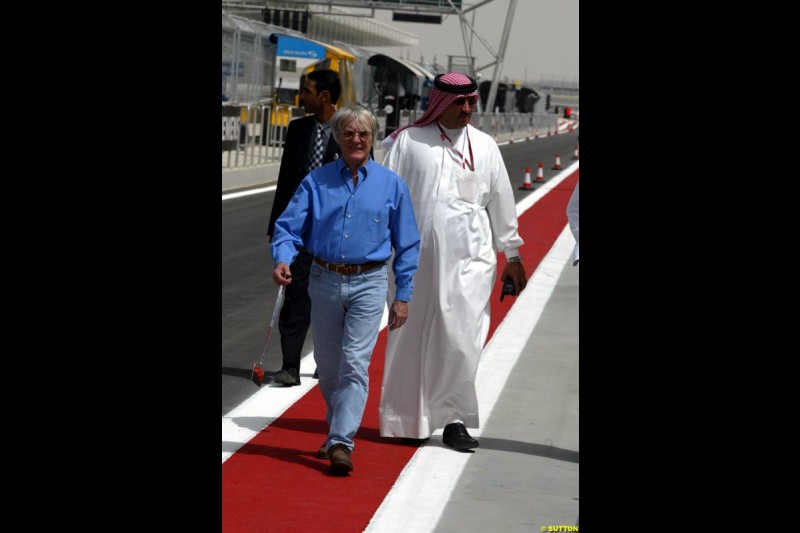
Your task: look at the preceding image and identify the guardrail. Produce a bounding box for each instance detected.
[223,104,560,170]
[222,104,294,169]
[392,109,559,140]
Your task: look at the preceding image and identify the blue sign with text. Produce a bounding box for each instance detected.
[276,36,325,60]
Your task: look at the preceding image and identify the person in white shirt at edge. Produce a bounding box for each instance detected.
[379,72,528,451]
[566,180,579,266]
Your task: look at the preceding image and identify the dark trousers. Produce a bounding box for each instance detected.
[279,247,312,370]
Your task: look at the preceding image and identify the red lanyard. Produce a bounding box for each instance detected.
[437,122,474,171]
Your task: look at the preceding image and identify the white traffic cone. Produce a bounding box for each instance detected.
[535,162,545,182]
[552,153,562,170]
[518,166,534,191]
[572,146,579,160]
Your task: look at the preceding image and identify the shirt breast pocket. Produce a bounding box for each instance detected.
[363,211,388,243]
[455,173,488,206]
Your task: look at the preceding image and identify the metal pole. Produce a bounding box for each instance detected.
[460,0,497,15]
[458,15,477,80]
[485,0,517,114]
[232,28,240,103]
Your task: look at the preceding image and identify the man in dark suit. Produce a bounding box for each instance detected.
[267,69,342,386]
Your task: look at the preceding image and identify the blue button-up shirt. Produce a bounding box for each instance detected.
[272,157,421,302]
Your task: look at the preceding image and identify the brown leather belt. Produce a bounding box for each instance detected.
[313,256,385,275]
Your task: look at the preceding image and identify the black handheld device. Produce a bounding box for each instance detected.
[500,276,516,302]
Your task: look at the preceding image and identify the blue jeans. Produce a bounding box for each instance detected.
[309,263,388,452]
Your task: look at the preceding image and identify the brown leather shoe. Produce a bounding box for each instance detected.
[316,444,329,460]
[328,443,353,475]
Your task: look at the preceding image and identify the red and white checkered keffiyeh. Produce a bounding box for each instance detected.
[382,71,478,150]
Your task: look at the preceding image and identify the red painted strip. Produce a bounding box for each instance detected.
[488,171,579,342]
[222,170,579,533]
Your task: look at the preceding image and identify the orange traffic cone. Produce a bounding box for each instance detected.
[535,162,545,182]
[571,146,579,160]
[518,166,534,191]
[552,154,562,170]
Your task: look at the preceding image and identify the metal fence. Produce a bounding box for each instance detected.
[222,104,301,168]
[223,103,560,170]
[223,13,305,104]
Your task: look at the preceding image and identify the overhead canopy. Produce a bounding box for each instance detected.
[224,1,421,47]
[368,54,433,81]
[266,32,357,106]
[303,39,357,107]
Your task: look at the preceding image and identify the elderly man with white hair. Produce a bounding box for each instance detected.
[272,105,420,475]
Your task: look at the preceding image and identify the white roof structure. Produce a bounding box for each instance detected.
[222,0,529,113]
[222,1,421,48]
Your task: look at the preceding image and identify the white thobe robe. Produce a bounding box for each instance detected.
[566,181,579,265]
[379,122,524,438]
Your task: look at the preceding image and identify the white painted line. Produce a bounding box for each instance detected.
[222,185,276,202]
[221,352,317,464]
[515,160,579,217]
[364,226,575,533]
[222,305,390,463]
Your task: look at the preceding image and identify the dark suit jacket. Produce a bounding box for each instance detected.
[268,115,342,237]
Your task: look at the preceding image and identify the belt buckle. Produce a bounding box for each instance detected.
[332,263,352,274]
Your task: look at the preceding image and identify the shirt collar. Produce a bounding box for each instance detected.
[437,121,468,139]
[336,156,374,180]
[316,118,332,136]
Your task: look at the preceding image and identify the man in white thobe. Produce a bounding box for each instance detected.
[380,72,528,451]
